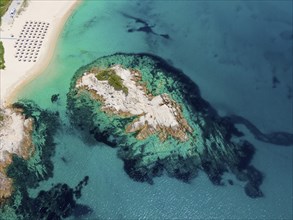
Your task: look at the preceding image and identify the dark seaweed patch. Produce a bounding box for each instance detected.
[121,12,170,40]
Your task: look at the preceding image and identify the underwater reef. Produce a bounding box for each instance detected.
[66,53,285,199]
[0,100,90,219]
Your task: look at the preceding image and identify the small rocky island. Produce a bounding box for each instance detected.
[67,53,264,198]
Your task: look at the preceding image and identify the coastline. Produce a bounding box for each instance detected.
[0,0,81,107]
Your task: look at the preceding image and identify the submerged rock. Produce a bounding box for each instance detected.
[51,93,60,103]
[27,176,91,219]
[67,53,264,198]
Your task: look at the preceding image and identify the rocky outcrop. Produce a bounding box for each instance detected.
[0,100,79,220]
[0,107,34,203]
[67,53,265,198]
[76,65,193,142]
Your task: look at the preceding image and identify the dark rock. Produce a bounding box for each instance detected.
[235,171,249,182]
[123,159,150,183]
[246,165,264,186]
[94,130,117,148]
[73,204,93,218]
[51,94,60,103]
[61,156,68,163]
[244,182,264,198]
[228,179,234,185]
[237,141,255,171]
[10,177,90,219]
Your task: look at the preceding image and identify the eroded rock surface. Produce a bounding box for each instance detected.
[76,65,193,142]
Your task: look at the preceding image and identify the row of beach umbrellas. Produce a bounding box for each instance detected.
[14,21,50,62]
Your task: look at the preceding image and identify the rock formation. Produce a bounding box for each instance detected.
[76,65,193,142]
[67,53,265,198]
[0,107,34,203]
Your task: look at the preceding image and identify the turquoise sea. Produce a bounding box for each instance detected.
[11,0,293,219]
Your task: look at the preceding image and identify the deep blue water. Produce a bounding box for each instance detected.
[15,1,293,219]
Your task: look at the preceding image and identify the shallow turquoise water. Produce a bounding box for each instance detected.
[16,1,292,219]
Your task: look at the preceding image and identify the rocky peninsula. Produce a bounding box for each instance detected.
[0,100,91,219]
[67,53,265,198]
[0,106,34,202]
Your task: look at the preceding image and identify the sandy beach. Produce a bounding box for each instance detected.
[0,0,80,107]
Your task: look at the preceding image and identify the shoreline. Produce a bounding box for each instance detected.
[0,0,82,107]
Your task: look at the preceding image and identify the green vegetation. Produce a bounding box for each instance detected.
[0,110,5,127]
[0,41,5,69]
[96,69,128,95]
[0,0,12,19]
[0,0,12,69]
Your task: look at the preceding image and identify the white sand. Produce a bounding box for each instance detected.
[0,0,80,107]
